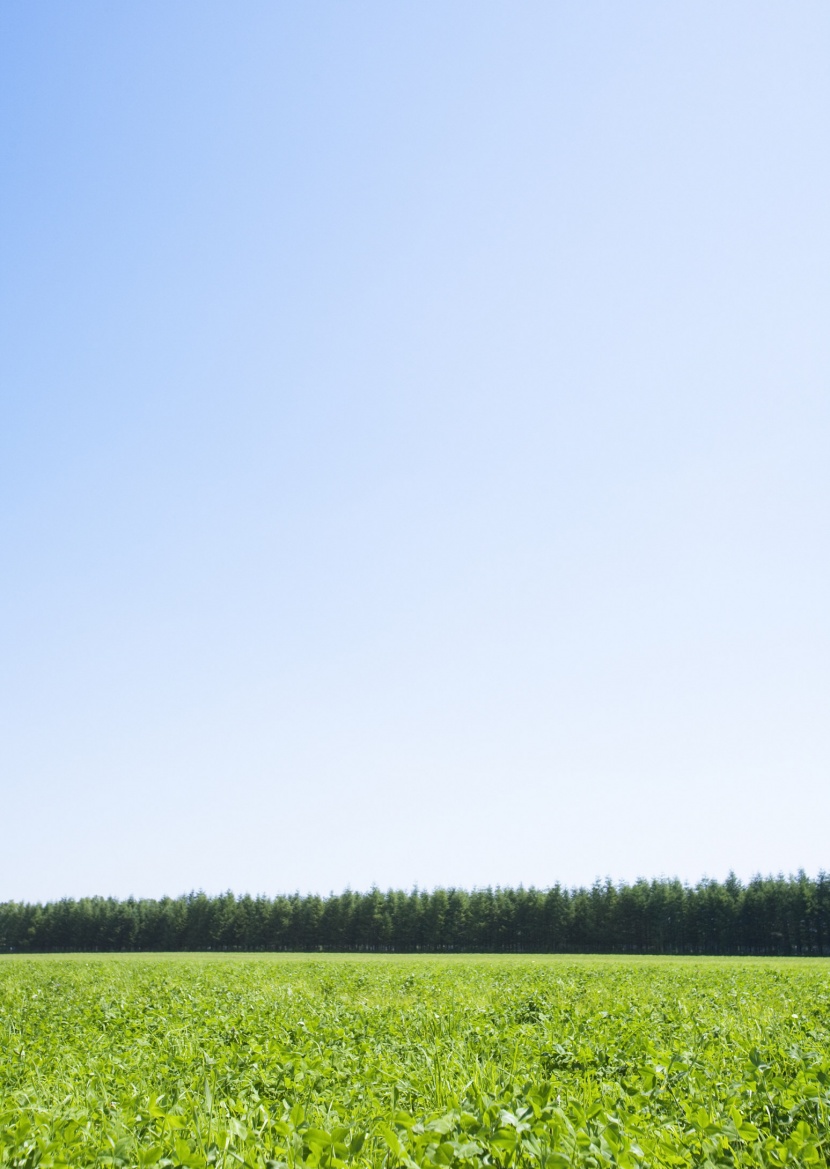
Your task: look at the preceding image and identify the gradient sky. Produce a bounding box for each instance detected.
[2,2,828,902]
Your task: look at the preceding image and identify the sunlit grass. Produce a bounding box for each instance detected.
[2,954,829,1166]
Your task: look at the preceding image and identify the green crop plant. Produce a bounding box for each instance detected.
[1,955,829,1167]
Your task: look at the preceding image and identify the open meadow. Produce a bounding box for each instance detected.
[1,954,829,1168]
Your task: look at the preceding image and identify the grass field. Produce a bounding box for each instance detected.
[1,954,829,1168]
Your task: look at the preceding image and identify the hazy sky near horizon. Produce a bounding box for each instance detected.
[2,3,829,902]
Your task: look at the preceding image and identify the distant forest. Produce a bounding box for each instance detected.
[0,879,827,958]
[2,874,830,955]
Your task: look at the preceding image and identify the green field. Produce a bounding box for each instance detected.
[1,955,829,1168]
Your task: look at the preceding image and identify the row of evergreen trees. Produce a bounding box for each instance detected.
[2,873,829,955]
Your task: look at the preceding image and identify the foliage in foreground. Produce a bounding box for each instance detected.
[3,873,830,955]
[2,955,830,1167]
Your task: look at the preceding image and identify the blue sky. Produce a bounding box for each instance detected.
[2,2,828,901]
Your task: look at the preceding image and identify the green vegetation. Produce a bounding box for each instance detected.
[3,874,830,955]
[2,955,829,1167]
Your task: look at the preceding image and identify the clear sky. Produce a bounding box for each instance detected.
[2,3,828,903]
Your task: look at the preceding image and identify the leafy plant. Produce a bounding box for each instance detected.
[1,955,829,1166]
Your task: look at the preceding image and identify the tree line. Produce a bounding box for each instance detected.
[2,873,829,955]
